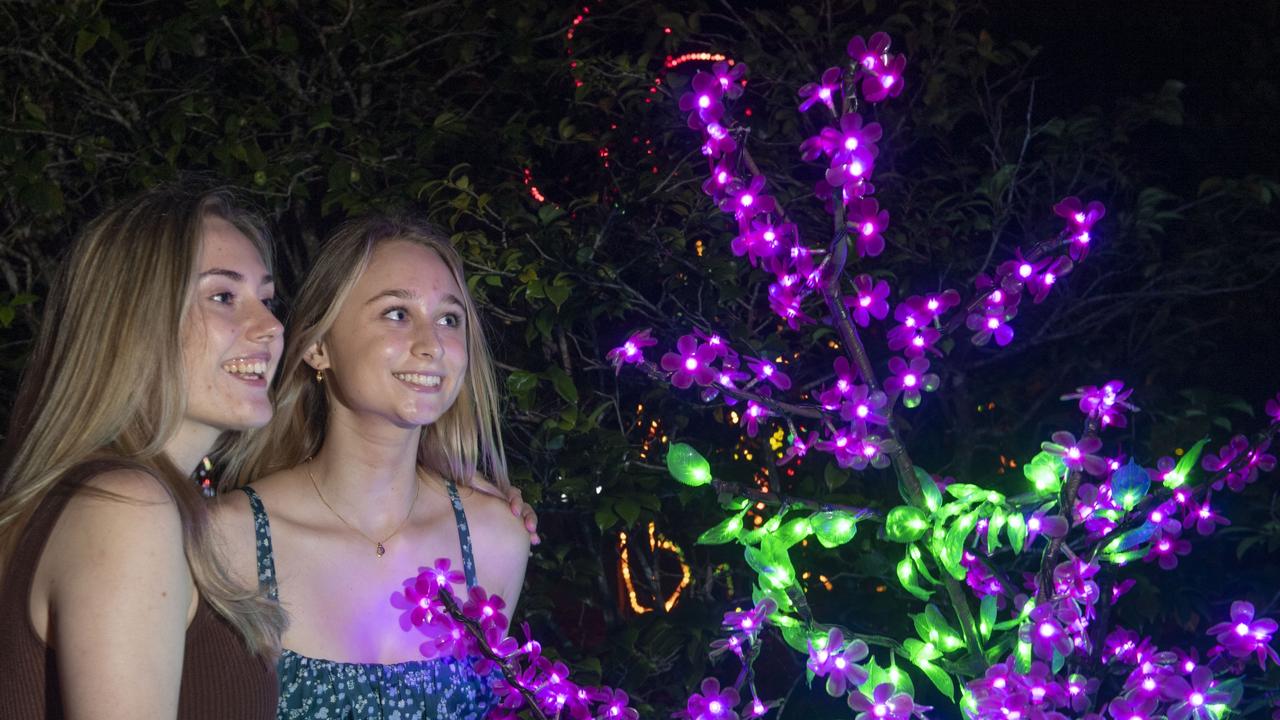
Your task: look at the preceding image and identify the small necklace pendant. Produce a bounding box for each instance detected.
[376,542,386,557]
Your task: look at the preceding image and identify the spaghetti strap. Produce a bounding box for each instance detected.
[239,486,279,601]
[444,479,479,589]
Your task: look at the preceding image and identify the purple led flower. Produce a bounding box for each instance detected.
[861,53,905,103]
[702,161,737,200]
[710,60,747,100]
[818,357,859,410]
[747,357,792,391]
[1065,380,1137,429]
[767,281,811,330]
[606,328,658,373]
[1143,526,1192,571]
[1052,196,1106,262]
[731,218,791,266]
[851,435,891,471]
[1024,604,1074,660]
[1026,512,1070,546]
[846,274,891,327]
[599,689,640,720]
[722,598,775,635]
[884,356,939,409]
[1052,558,1101,606]
[917,290,961,322]
[1026,256,1073,304]
[1107,694,1158,720]
[846,197,889,257]
[780,430,819,466]
[817,428,861,468]
[847,33,891,73]
[798,66,842,114]
[806,627,843,676]
[1183,498,1230,536]
[1266,392,1280,422]
[462,585,508,632]
[848,682,916,720]
[966,308,1015,347]
[701,121,737,158]
[825,638,870,697]
[679,71,725,128]
[1207,601,1279,668]
[1042,431,1107,476]
[1161,666,1233,720]
[826,146,879,190]
[686,677,740,720]
[719,175,775,226]
[741,395,770,438]
[841,383,888,432]
[660,334,720,389]
[887,300,942,358]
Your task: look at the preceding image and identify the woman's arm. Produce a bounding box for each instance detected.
[38,469,195,719]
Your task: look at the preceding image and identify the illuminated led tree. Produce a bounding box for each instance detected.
[601,31,1280,720]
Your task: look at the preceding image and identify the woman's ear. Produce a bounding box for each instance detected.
[303,341,331,373]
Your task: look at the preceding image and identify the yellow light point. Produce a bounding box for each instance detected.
[875,584,887,593]
[694,240,704,257]
[730,411,740,424]
[802,571,812,580]
[1175,447,1185,456]
[753,515,763,526]
[756,502,765,510]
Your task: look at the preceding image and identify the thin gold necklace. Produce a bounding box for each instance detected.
[305,458,420,558]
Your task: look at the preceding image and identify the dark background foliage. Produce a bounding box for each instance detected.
[3,0,1278,715]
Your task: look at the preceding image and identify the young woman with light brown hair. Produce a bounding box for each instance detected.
[216,214,531,718]
[0,185,287,718]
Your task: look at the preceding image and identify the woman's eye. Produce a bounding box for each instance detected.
[383,307,408,321]
[261,298,281,314]
[439,312,463,327]
[210,291,234,305]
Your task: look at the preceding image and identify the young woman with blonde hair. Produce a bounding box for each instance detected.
[216,214,531,718]
[0,185,287,718]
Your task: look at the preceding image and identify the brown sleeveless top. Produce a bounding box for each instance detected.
[0,461,278,718]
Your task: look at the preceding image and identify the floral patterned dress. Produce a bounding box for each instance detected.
[242,483,497,720]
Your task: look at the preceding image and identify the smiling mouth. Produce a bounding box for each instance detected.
[222,358,268,381]
[393,372,442,389]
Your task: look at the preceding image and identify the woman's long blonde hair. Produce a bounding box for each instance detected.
[225,214,510,498]
[0,183,285,656]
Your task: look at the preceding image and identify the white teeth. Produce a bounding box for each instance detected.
[394,372,442,388]
[223,360,268,376]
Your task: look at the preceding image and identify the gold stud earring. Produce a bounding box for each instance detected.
[315,368,324,383]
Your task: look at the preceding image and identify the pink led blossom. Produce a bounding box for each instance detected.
[1023,604,1074,660]
[741,394,770,438]
[606,328,658,373]
[845,274,891,326]
[966,309,1014,347]
[1052,196,1106,262]
[719,175,775,226]
[818,357,860,410]
[679,70,726,128]
[797,66,842,114]
[884,356,939,408]
[1042,431,1106,476]
[887,299,942,358]
[731,218,792,266]
[746,357,792,391]
[1161,666,1234,720]
[779,430,819,466]
[840,383,888,432]
[1064,380,1137,429]
[826,146,879,190]
[1143,526,1192,571]
[847,682,918,720]
[845,197,889,257]
[661,334,720,389]
[1183,498,1230,536]
[1107,694,1158,720]
[710,60,748,100]
[1207,601,1279,668]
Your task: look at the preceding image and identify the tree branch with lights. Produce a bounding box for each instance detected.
[602,31,1280,720]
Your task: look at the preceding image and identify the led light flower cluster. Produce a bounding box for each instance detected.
[401,559,638,720]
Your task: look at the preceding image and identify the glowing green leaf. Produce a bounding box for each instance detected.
[666,443,711,487]
[896,554,932,600]
[908,544,940,584]
[979,595,997,641]
[777,516,813,549]
[1006,512,1027,554]
[914,467,943,512]
[885,505,930,543]
[1104,548,1147,565]
[696,512,745,545]
[945,483,983,499]
[917,660,955,701]
[780,622,809,652]
[1103,523,1156,555]
[861,657,914,697]
[813,510,859,548]
[940,513,977,580]
[761,514,783,534]
[1023,452,1064,494]
[1165,438,1210,488]
[1015,636,1032,674]
[986,509,1006,555]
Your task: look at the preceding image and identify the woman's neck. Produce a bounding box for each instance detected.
[163,420,221,476]
[307,412,424,529]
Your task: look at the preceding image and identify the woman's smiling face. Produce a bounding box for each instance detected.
[316,239,468,429]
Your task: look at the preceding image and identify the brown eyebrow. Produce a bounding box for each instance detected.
[365,289,465,308]
[200,268,275,285]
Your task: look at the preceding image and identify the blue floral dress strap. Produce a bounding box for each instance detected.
[444,477,479,589]
[239,486,279,601]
